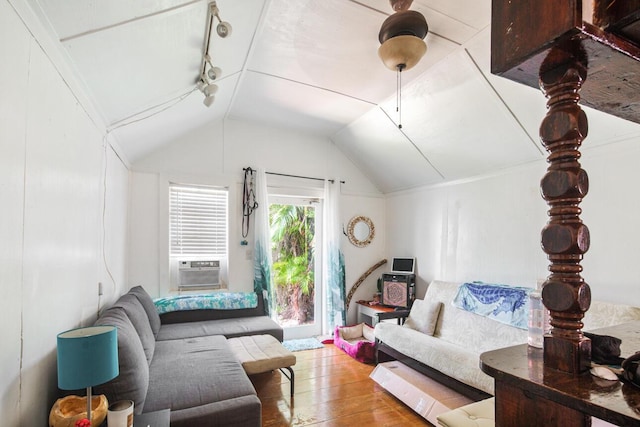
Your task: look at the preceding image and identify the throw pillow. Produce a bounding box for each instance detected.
[403,299,443,336]
[112,293,155,364]
[128,285,161,338]
[94,307,149,413]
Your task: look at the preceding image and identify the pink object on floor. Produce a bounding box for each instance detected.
[333,323,376,363]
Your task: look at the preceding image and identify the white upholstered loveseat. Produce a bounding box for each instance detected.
[374,280,640,399]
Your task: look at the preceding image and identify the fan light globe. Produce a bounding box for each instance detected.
[377,8,428,71]
[378,35,427,71]
[391,0,413,12]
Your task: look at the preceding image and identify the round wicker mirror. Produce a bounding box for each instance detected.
[346,216,375,247]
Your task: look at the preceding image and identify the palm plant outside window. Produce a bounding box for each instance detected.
[269,203,316,326]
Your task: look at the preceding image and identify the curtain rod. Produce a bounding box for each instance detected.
[243,168,345,184]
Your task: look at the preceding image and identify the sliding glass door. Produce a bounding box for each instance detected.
[268,195,323,339]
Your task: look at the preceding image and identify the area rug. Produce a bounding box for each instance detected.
[282,337,324,352]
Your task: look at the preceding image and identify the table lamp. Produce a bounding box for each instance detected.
[57,325,119,425]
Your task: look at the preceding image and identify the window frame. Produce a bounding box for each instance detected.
[169,182,228,258]
[158,176,231,294]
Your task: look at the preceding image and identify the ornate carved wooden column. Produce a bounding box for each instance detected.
[538,45,592,374]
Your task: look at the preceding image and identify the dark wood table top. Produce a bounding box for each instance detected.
[356,301,398,313]
[480,321,640,426]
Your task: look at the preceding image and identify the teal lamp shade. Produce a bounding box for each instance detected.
[57,325,119,390]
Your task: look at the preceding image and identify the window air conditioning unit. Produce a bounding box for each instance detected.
[178,260,220,289]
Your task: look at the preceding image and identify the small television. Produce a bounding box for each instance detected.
[390,257,415,274]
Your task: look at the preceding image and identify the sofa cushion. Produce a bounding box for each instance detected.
[228,334,296,375]
[159,294,268,324]
[144,335,258,413]
[112,293,155,364]
[428,281,527,352]
[437,397,495,427]
[156,316,283,342]
[404,299,442,336]
[128,285,161,338]
[583,300,640,331]
[376,321,496,394]
[94,307,149,413]
[169,395,261,427]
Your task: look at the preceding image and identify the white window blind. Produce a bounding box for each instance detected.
[170,183,228,257]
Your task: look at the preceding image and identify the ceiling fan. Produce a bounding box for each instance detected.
[378,0,429,72]
[377,0,429,128]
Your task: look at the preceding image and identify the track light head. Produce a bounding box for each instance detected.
[217,21,232,38]
[204,54,222,80]
[197,1,229,108]
[203,94,215,107]
[197,75,218,106]
[207,66,222,81]
[203,83,218,97]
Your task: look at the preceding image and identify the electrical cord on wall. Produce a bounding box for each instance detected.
[98,87,197,317]
[107,88,197,132]
[99,132,117,318]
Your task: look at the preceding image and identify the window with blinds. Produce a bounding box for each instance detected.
[169,183,228,257]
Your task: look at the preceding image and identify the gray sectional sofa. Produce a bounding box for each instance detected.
[93,286,282,427]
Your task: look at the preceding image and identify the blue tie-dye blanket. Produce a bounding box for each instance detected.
[452,282,533,329]
[154,292,258,314]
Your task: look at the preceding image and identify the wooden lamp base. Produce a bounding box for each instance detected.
[49,394,108,427]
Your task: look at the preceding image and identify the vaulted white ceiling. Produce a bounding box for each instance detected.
[26,0,640,193]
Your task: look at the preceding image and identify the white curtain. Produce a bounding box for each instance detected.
[253,168,274,316]
[323,179,346,335]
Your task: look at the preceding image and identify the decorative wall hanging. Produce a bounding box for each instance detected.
[345,259,388,309]
[242,167,258,238]
[346,216,375,247]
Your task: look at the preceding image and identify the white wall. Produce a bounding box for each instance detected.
[386,138,640,307]
[0,1,130,425]
[129,118,386,323]
[1,4,29,425]
[342,194,387,324]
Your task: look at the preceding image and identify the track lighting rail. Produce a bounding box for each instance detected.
[197,1,232,107]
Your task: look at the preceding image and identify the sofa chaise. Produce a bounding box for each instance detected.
[92,286,282,427]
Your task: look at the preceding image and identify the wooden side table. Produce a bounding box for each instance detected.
[480,321,640,426]
[356,301,405,326]
[102,409,170,426]
[134,409,170,427]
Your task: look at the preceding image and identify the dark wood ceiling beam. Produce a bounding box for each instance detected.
[491,0,640,124]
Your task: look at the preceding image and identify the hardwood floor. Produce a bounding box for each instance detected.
[250,343,431,426]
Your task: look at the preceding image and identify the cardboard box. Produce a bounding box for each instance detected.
[370,361,473,425]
